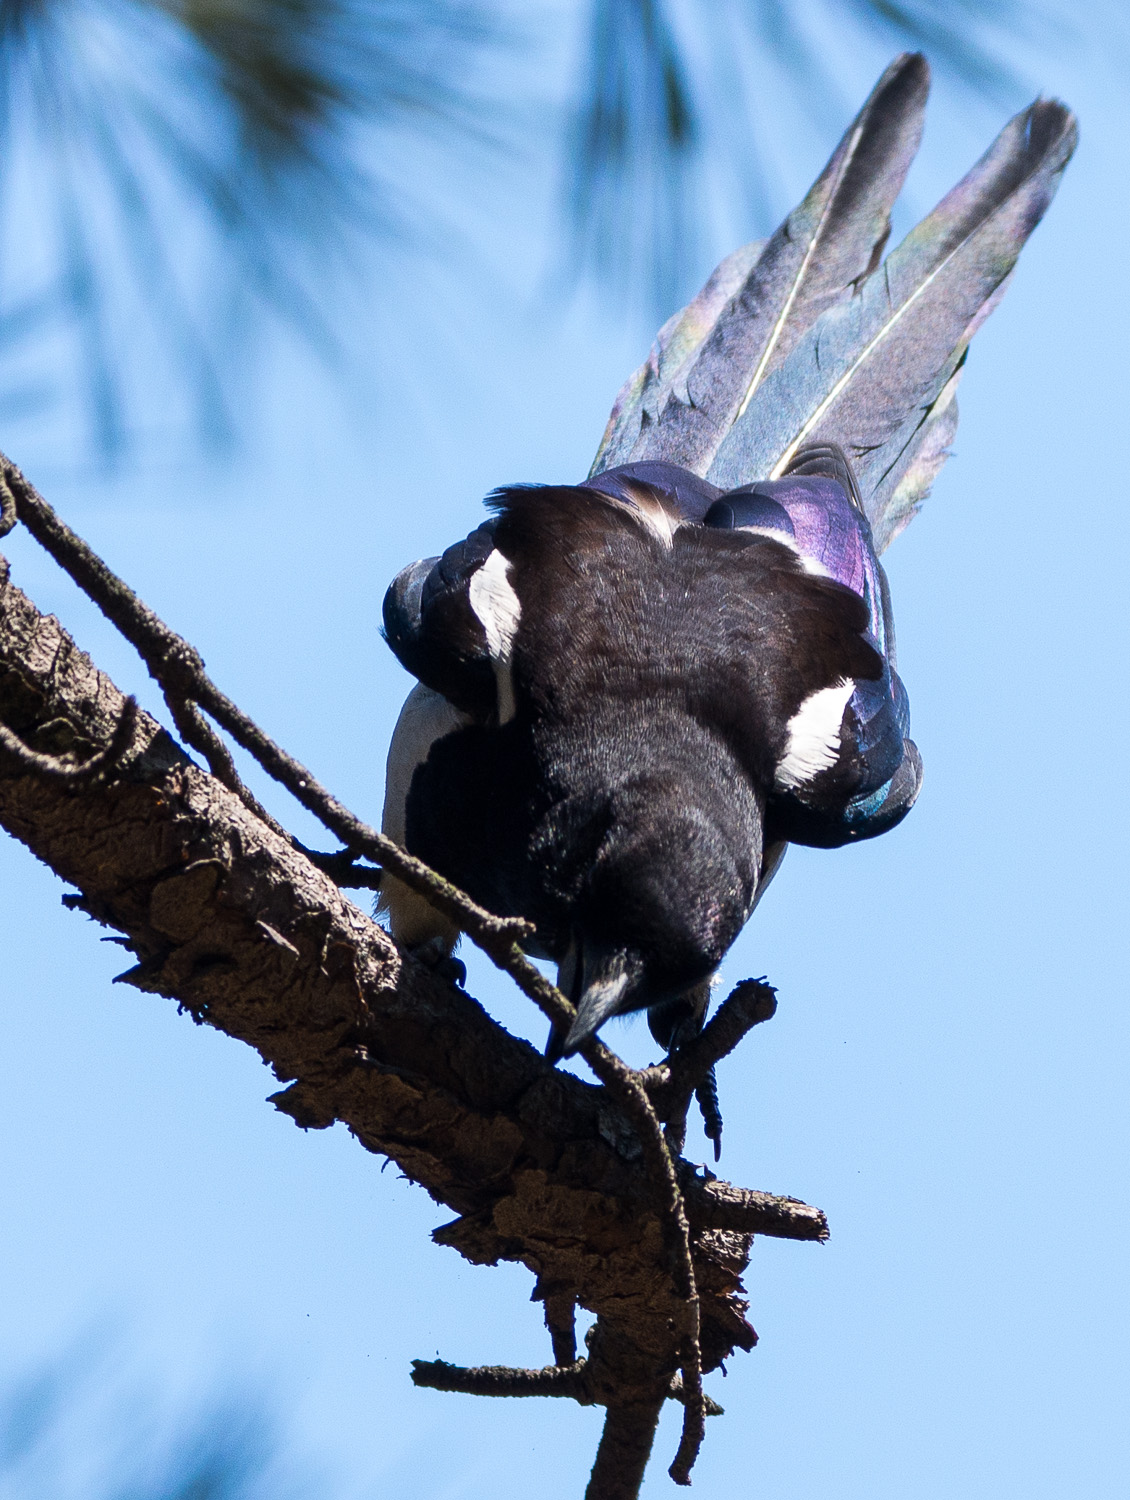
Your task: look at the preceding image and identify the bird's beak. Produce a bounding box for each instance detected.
[554,944,645,1059]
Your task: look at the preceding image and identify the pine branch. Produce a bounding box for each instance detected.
[0,466,828,1498]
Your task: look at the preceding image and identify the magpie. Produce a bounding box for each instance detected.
[377,54,1074,1125]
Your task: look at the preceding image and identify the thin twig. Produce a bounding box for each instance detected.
[0,696,139,785]
[667,1337,706,1484]
[162,689,295,842]
[669,1375,723,1417]
[579,1045,706,1485]
[640,978,777,1147]
[2,454,718,1485]
[683,978,778,1077]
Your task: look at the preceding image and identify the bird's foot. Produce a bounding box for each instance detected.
[407,936,466,987]
[694,1065,723,1162]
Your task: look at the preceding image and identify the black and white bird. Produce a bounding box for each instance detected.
[378,55,1075,1117]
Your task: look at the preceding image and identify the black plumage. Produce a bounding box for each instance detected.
[378,55,1075,1140]
[384,469,904,1070]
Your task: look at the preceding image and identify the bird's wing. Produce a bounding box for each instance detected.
[707,468,890,646]
[593,56,1076,553]
[380,474,702,723]
[699,458,919,843]
[581,461,723,522]
[382,519,515,721]
[589,52,929,484]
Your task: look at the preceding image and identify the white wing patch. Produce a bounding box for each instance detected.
[775,678,855,790]
[468,548,522,723]
[468,548,521,657]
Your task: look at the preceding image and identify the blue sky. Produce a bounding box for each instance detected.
[1,7,1128,1497]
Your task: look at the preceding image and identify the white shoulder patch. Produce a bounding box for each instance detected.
[774,678,855,790]
[468,548,522,723]
[469,548,521,657]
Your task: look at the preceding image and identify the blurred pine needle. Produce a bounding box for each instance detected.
[0,0,1045,458]
[0,1344,315,1500]
[0,0,499,455]
[569,0,1044,316]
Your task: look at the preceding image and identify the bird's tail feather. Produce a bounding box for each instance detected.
[590,51,929,481]
[592,56,1076,554]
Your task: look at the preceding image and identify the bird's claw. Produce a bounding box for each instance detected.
[695,1065,723,1161]
[408,937,466,987]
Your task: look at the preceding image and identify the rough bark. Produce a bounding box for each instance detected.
[0,549,826,1493]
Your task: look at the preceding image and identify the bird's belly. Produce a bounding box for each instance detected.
[379,682,470,951]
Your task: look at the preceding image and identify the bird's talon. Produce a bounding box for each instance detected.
[408,938,466,987]
[695,1065,724,1159]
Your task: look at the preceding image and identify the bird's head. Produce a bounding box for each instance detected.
[548,790,759,1060]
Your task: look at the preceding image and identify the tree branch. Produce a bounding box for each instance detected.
[685,1178,829,1241]
[587,1400,667,1500]
[580,1045,706,1484]
[410,1358,723,1415]
[0,468,829,1498]
[411,1358,592,1401]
